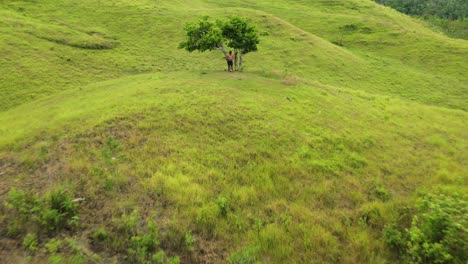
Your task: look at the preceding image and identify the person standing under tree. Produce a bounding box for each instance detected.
[226,51,234,72]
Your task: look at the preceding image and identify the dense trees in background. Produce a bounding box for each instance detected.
[375,0,467,20]
[374,0,468,39]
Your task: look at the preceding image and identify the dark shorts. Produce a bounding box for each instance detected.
[227,61,233,66]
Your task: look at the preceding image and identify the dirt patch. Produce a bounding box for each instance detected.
[194,239,230,264]
[282,75,303,86]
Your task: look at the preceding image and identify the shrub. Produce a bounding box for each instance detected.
[184,231,196,252]
[117,209,139,235]
[49,255,63,264]
[151,250,180,264]
[228,246,258,264]
[3,187,80,237]
[4,188,42,223]
[216,197,229,217]
[45,238,63,253]
[108,211,181,264]
[360,206,381,226]
[359,202,386,229]
[126,220,180,264]
[376,186,391,201]
[91,227,109,243]
[384,193,467,263]
[23,233,38,252]
[127,221,160,263]
[43,188,79,233]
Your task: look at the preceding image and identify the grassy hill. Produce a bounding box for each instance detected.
[0,0,467,263]
[1,0,467,111]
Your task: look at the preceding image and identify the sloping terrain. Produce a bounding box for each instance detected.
[0,0,467,263]
[1,0,467,110]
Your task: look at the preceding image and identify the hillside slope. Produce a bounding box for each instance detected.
[1,0,467,110]
[0,0,467,263]
[1,72,466,263]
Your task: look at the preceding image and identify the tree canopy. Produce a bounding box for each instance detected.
[178,16,224,53]
[220,17,259,55]
[179,16,260,71]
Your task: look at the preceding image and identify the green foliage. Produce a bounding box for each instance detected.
[178,16,224,53]
[45,188,80,232]
[151,251,180,264]
[102,136,121,161]
[374,0,468,19]
[336,23,360,46]
[384,193,467,263]
[216,197,229,217]
[45,239,63,254]
[179,16,259,54]
[128,221,160,263]
[67,253,87,264]
[340,24,359,32]
[22,233,38,252]
[3,187,79,236]
[384,224,406,252]
[117,209,140,235]
[64,237,82,253]
[179,16,260,70]
[183,231,196,252]
[220,16,259,54]
[125,219,179,264]
[376,186,391,201]
[4,188,41,223]
[104,176,115,191]
[374,0,468,39]
[49,255,63,264]
[90,228,109,244]
[373,183,392,202]
[359,202,386,229]
[425,16,468,39]
[91,210,182,264]
[228,246,259,264]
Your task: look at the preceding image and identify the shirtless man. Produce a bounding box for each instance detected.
[226,51,234,72]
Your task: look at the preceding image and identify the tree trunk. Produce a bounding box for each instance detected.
[234,49,239,71]
[218,44,228,71]
[218,43,227,56]
[239,51,244,72]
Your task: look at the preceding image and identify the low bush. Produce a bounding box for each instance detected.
[22,233,38,252]
[4,187,80,236]
[99,210,181,264]
[228,246,259,264]
[384,193,467,263]
[44,238,63,254]
[44,188,80,232]
[90,227,109,244]
[127,221,160,263]
[216,197,229,217]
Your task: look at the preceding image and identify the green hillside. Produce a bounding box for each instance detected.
[0,0,467,263]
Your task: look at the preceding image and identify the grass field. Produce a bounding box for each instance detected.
[0,0,467,263]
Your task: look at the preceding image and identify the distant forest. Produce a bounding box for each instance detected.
[375,0,467,19]
[375,0,468,39]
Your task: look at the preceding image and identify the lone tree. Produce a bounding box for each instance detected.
[179,16,260,72]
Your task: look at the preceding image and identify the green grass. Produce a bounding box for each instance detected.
[1,0,467,110]
[0,0,467,263]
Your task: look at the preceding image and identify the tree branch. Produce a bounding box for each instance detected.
[218,43,227,56]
